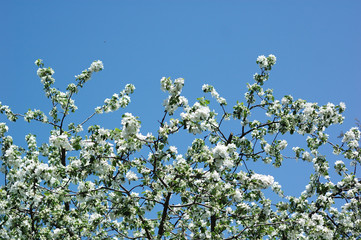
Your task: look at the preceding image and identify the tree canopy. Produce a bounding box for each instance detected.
[0,55,360,239]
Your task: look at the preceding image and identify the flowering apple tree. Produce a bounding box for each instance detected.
[0,55,360,239]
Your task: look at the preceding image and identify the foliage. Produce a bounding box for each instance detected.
[0,55,360,239]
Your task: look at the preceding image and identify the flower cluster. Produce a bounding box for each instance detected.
[125,170,138,181]
[75,60,104,84]
[89,60,104,72]
[0,103,17,121]
[256,54,276,70]
[0,122,8,138]
[160,77,188,115]
[121,112,141,138]
[24,109,48,123]
[250,173,275,189]
[49,132,73,151]
[202,84,227,105]
[342,127,360,149]
[180,101,216,134]
[97,84,135,113]
[212,142,235,169]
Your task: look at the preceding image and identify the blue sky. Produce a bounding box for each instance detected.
[0,1,360,197]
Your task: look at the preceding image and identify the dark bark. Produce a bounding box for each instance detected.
[60,148,70,212]
[158,193,172,237]
[211,214,216,232]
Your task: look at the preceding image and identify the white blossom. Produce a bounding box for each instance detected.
[251,173,274,189]
[277,140,288,150]
[268,54,276,65]
[212,143,229,160]
[264,143,272,154]
[49,133,73,151]
[126,170,138,181]
[339,102,346,111]
[88,60,104,72]
[342,127,360,144]
[234,189,243,201]
[256,55,268,68]
[121,113,140,138]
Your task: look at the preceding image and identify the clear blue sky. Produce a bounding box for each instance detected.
[0,1,360,197]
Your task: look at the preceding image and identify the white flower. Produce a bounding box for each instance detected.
[319,102,335,117]
[234,189,243,201]
[272,182,283,196]
[339,102,346,111]
[98,128,108,136]
[342,127,360,143]
[78,181,95,192]
[95,106,103,114]
[251,173,274,189]
[268,54,277,65]
[121,113,140,138]
[88,60,104,72]
[190,103,210,122]
[264,144,272,154]
[348,140,359,148]
[174,78,184,89]
[160,77,171,92]
[124,84,135,94]
[74,125,83,133]
[0,122,9,137]
[223,159,234,168]
[70,159,81,169]
[225,207,233,214]
[34,59,43,66]
[213,143,229,160]
[334,160,344,166]
[4,145,18,161]
[303,102,315,117]
[256,55,268,68]
[130,192,139,198]
[302,151,312,161]
[202,84,211,92]
[169,146,178,154]
[90,213,102,222]
[34,163,48,176]
[49,134,73,151]
[292,147,300,152]
[126,170,138,181]
[277,140,288,150]
[281,97,289,105]
[53,228,63,236]
[80,140,94,148]
[217,97,227,105]
[37,67,54,77]
[211,171,220,181]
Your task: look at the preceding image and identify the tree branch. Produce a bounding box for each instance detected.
[158,192,172,237]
